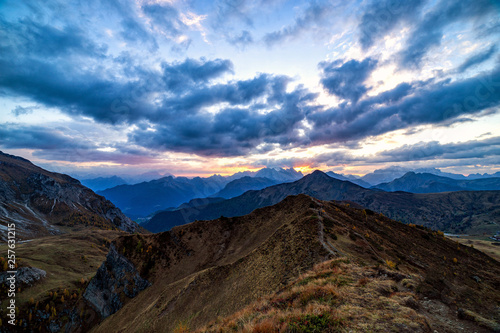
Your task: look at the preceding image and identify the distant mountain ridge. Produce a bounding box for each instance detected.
[373,172,500,193]
[97,168,303,218]
[211,176,281,199]
[81,176,128,192]
[144,170,500,235]
[326,171,371,187]
[0,151,142,240]
[360,166,500,185]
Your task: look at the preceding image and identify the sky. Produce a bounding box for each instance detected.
[0,0,499,178]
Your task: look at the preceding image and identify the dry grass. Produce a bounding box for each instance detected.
[0,229,123,304]
[197,258,430,333]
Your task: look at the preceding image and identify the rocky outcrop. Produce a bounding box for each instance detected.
[0,266,46,286]
[83,243,150,318]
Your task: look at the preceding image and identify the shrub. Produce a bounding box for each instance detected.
[287,313,343,333]
[253,318,278,333]
[173,323,190,333]
[385,260,396,269]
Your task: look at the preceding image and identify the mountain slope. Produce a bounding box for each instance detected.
[373,172,500,193]
[144,171,500,234]
[0,151,141,240]
[70,195,499,333]
[211,176,280,199]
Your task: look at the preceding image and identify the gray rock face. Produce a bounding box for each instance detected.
[0,266,46,285]
[83,244,150,318]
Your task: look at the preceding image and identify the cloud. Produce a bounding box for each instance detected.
[0,51,236,125]
[213,0,255,28]
[373,136,500,162]
[358,0,426,49]
[119,17,159,51]
[309,64,500,144]
[141,2,192,50]
[11,106,37,116]
[0,123,159,164]
[0,16,107,59]
[399,0,496,68]
[0,124,96,150]
[263,1,333,46]
[456,45,498,73]
[161,58,233,92]
[319,58,378,103]
[227,30,254,47]
[130,82,317,157]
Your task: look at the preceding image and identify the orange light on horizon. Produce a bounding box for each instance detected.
[293,165,314,174]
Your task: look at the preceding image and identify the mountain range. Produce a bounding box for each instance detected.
[210,176,280,199]
[373,172,500,193]
[97,168,303,218]
[80,176,128,192]
[358,166,500,185]
[144,170,500,235]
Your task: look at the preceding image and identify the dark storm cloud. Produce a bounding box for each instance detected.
[319,58,378,103]
[131,85,317,156]
[150,74,293,123]
[399,0,496,68]
[310,82,414,127]
[456,45,498,73]
[0,50,236,124]
[263,1,333,46]
[2,0,500,164]
[358,0,426,49]
[309,64,500,144]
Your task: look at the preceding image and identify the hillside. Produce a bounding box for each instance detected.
[373,172,500,193]
[67,195,499,332]
[144,171,500,234]
[0,152,141,240]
